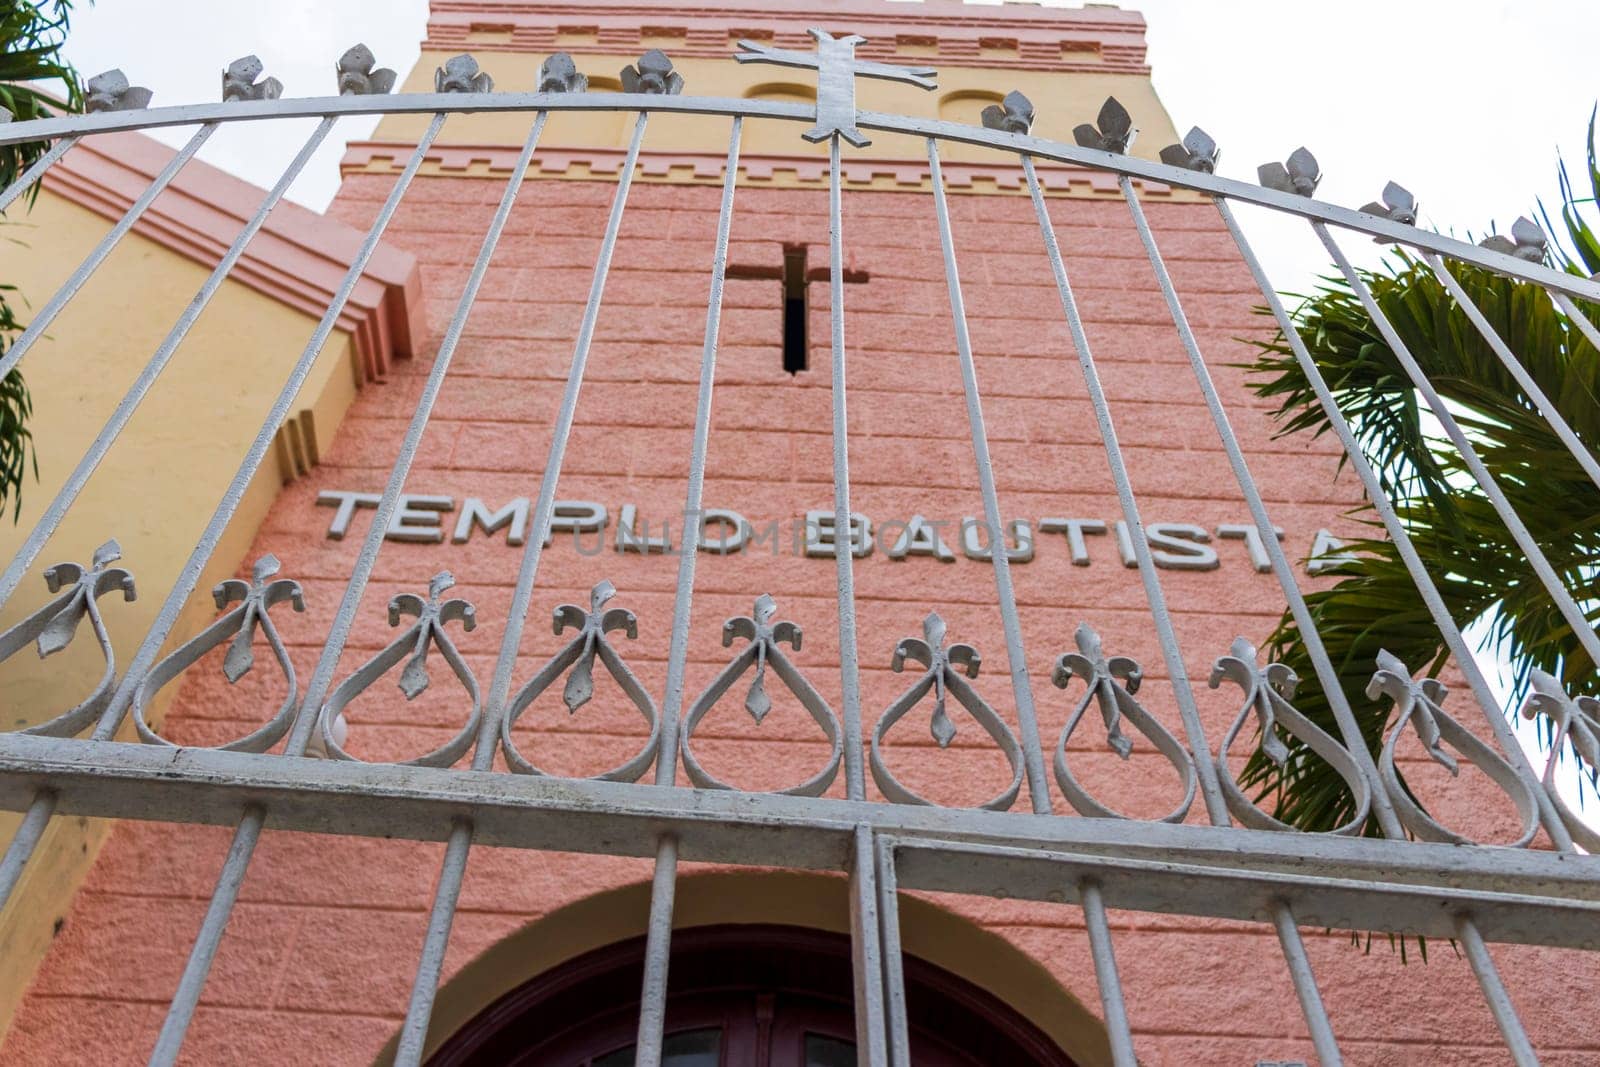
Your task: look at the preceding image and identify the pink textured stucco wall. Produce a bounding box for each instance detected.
[8,173,1592,1065]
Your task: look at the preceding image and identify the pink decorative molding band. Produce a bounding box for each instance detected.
[424,0,1150,74]
[340,142,1177,199]
[42,131,424,382]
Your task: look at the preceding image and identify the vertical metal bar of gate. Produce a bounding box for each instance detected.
[1021,152,1237,1067]
[925,139,1050,815]
[1079,880,1137,1067]
[1117,175,1401,837]
[1213,199,1576,851]
[850,824,889,1067]
[827,131,891,1063]
[0,116,337,609]
[147,109,552,1067]
[823,131,867,803]
[635,834,680,1066]
[1421,252,1600,493]
[0,135,79,214]
[1551,291,1600,367]
[1116,176,1362,1059]
[403,94,676,1065]
[1456,914,1539,1067]
[1314,222,1600,670]
[0,112,452,915]
[633,115,743,1067]
[1271,902,1342,1066]
[391,102,644,1066]
[0,123,217,382]
[874,837,912,1067]
[1019,155,1227,826]
[1216,200,1552,1055]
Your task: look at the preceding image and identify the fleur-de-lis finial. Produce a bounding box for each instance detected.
[683,594,839,795]
[1207,636,1371,834]
[720,593,803,723]
[872,611,1021,810]
[1367,649,1457,774]
[1050,622,1196,823]
[222,55,283,102]
[1480,216,1548,263]
[337,44,396,96]
[318,572,481,768]
[132,555,306,753]
[85,70,153,113]
[1360,181,1418,227]
[1258,147,1320,197]
[981,90,1034,135]
[436,54,493,94]
[538,52,587,93]
[890,612,981,748]
[36,540,137,658]
[1209,636,1297,765]
[621,49,683,95]
[215,554,304,683]
[1159,126,1219,172]
[500,581,658,782]
[0,540,138,738]
[1369,648,1540,846]
[1522,669,1600,850]
[552,579,638,713]
[1523,668,1600,741]
[1073,96,1136,154]
[388,571,477,700]
[1054,622,1143,758]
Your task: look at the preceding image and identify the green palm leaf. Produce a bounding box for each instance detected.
[1245,203,1600,838]
[0,1,83,520]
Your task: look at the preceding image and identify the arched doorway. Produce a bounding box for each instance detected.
[427,925,1076,1066]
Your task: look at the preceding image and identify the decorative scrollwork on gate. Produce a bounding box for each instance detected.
[132,555,304,752]
[1209,637,1370,834]
[499,580,660,782]
[1050,623,1195,822]
[1368,649,1539,846]
[870,612,1022,810]
[318,572,481,767]
[0,541,136,738]
[1522,669,1600,852]
[680,594,841,797]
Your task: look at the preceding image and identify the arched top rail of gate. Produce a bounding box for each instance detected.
[4,60,1597,304]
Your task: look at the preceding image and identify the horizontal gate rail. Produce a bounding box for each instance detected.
[1,734,1595,947]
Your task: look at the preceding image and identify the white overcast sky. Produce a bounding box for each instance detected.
[54,0,1600,291]
[54,0,1600,803]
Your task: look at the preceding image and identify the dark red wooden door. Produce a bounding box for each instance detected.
[429,925,1074,1066]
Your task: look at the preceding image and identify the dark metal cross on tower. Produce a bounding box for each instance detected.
[735,28,937,147]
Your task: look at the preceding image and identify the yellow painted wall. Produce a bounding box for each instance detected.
[0,189,366,1038]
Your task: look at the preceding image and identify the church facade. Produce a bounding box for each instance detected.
[0,1,1593,1064]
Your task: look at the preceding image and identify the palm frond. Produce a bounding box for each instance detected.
[1242,247,1600,836]
[0,1,82,520]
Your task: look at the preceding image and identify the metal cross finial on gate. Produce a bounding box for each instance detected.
[735,29,936,147]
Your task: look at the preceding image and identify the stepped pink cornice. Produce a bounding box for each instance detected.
[423,0,1151,74]
[42,130,424,381]
[340,140,1177,198]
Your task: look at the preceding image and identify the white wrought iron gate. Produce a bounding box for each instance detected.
[0,32,1598,1067]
